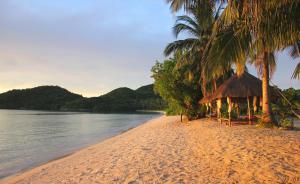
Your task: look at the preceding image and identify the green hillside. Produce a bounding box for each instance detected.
[63,85,166,112]
[0,86,83,110]
[0,84,166,112]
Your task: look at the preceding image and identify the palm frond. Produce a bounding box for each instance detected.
[292,63,300,79]
[164,38,199,56]
[259,1,300,52]
[173,23,198,38]
[289,42,300,59]
[207,22,251,69]
[267,52,277,78]
[176,15,198,29]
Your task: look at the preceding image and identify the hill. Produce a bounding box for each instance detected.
[0,86,83,110]
[63,85,166,112]
[0,84,166,112]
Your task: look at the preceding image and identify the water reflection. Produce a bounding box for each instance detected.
[0,110,160,178]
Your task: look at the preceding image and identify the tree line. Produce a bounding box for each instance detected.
[0,85,166,112]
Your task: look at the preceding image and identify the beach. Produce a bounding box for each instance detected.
[1,116,300,184]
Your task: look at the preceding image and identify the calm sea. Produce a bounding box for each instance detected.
[0,110,161,178]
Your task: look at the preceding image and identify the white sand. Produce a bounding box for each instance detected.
[1,116,300,184]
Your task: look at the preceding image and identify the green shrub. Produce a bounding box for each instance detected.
[185,105,206,120]
[256,118,277,128]
[280,118,294,129]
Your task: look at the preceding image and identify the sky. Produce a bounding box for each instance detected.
[0,0,298,97]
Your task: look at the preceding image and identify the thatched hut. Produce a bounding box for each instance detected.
[212,72,263,99]
[205,72,275,126]
[211,72,264,125]
[199,95,212,104]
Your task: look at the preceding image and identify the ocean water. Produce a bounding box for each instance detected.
[0,110,160,178]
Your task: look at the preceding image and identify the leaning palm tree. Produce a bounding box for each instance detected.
[164,1,225,96]
[164,0,215,56]
[204,1,300,125]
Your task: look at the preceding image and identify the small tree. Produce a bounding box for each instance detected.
[151,56,204,121]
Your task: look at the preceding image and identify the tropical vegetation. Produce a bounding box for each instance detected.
[152,1,233,120]
[151,55,204,120]
[155,0,300,126]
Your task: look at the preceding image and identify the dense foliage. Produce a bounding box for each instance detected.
[152,1,231,120]
[151,57,204,120]
[0,86,83,110]
[0,85,166,112]
[272,88,300,122]
[163,0,300,126]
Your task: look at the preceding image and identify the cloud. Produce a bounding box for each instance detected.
[0,0,175,96]
[0,0,297,97]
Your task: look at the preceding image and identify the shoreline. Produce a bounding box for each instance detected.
[0,109,165,115]
[2,116,300,183]
[0,115,163,181]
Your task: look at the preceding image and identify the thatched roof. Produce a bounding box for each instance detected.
[199,95,212,104]
[211,72,264,99]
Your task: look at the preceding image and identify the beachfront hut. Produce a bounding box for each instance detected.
[202,72,271,126]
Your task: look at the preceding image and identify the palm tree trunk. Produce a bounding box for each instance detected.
[201,74,207,97]
[261,54,276,125]
[212,79,217,92]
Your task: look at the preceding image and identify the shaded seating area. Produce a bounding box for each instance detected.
[199,72,270,126]
[199,95,213,118]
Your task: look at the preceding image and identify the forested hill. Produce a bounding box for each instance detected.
[0,86,83,110]
[0,84,166,112]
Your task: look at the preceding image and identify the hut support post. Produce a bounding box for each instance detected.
[247,96,251,125]
[230,100,232,126]
[220,109,222,124]
[209,103,212,119]
[207,104,209,117]
[227,97,232,126]
[237,104,240,119]
[217,99,222,124]
[253,96,257,115]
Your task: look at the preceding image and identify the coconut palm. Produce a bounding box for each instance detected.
[165,0,300,125]
[164,1,226,96]
[164,1,215,56]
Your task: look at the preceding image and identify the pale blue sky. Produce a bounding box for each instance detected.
[0,0,298,97]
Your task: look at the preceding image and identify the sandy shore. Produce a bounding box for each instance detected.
[1,116,300,184]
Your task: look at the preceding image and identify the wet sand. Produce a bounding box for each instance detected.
[1,116,300,183]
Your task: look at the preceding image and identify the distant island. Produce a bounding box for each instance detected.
[0,84,166,112]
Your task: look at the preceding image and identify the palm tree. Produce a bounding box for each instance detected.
[165,0,300,125]
[204,1,300,125]
[164,1,225,96]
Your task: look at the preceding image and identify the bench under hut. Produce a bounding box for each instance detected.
[199,95,213,118]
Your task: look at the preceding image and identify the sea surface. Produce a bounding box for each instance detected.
[0,110,161,178]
